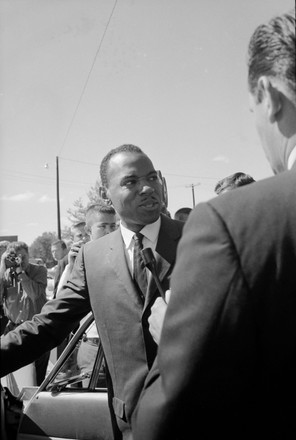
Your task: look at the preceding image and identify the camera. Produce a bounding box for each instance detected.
[5,254,22,269]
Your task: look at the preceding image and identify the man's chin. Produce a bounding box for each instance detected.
[140,209,161,224]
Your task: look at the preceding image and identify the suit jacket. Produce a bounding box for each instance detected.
[0,214,183,439]
[133,168,296,440]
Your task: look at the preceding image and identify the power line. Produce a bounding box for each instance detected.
[56,158,219,180]
[1,169,96,187]
[59,157,99,167]
[165,172,218,180]
[57,0,118,156]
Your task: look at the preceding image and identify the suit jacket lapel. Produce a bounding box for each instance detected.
[144,215,183,310]
[109,229,144,308]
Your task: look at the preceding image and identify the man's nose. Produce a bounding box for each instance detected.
[105,226,112,234]
[138,180,154,194]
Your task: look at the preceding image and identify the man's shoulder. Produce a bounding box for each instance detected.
[209,170,295,213]
[84,229,120,252]
[160,214,184,236]
[193,170,296,241]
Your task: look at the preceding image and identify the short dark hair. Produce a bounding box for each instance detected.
[71,221,86,232]
[51,239,67,250]
[86,202,116,217]
[214,172,255,195]
[174,207,192,221]
[100,144,144,188]
[248,10,295,103]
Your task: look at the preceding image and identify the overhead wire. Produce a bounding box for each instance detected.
[57,0,119,157]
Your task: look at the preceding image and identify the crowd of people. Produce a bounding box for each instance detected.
[1,8,295,440]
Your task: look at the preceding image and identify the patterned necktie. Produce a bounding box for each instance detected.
[133,232,147,298]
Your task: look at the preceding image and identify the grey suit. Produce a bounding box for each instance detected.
[1,214,183,439]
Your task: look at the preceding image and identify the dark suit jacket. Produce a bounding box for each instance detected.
[0,214,183,439]
[133,168,296,440]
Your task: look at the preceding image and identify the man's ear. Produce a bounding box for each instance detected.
[257,76,282,122]
[99,186,111,205]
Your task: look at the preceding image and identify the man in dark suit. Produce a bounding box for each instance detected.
[0,144,184,440]
[133,10,296,440]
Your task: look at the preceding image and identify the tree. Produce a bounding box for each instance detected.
[66,197,87,224]
[66,179,103,225]
[87,179,102,204]
[30,232,57,268]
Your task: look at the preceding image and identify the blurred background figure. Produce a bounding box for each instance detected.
[50,239,69,300]
[50,239,70,360]
[76,202,118,385]
[71,221,90,244]
[0,241,10,335]
[0,241,49,390]
[85,202,117,241]
[173,207,192,222]
[52,222,90,361]
[214,172,256,195]
[0,241,10,258]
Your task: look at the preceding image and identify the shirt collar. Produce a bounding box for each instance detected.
[120,217,161,249]
[287,145,296,170]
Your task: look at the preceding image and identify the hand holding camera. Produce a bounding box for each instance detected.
[4,253,23,275]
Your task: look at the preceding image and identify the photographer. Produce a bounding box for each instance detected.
[0,241,49,385]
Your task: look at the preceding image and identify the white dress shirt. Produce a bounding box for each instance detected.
[287,146,296,170]
[120,217,161,276]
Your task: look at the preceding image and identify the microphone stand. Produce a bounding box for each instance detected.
[141,248,166,303]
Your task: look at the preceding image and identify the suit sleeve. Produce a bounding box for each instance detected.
[0,246,92,377]
[133,201,250,440]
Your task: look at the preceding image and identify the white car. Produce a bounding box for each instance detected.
[2,313,113,440]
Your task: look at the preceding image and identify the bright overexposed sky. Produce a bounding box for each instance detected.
[0,0,293,245]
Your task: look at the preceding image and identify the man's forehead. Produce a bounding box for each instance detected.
[109,152,154,171]
[89,213,116,223]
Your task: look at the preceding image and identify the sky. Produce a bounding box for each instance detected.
[0,0,293,246]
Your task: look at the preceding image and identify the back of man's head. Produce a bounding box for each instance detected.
[174,207,192,222]
[248,10,295,104]
[215,172,256,195]
[86,202,116,220]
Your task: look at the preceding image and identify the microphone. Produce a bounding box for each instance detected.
[141,248,166,302]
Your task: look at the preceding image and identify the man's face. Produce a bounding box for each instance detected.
[86,212,117,241]
[51,244,67,261]
[249,91,284,174]
[72,226,90,243]
[104,152,163,232]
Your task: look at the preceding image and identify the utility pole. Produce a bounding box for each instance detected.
[56,156,61,239]
[185,183,200,208]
